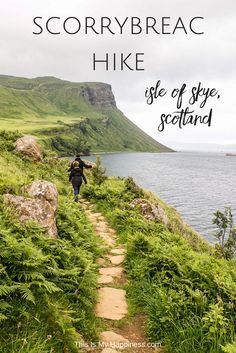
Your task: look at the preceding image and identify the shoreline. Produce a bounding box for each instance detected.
[65,151,235,244]
[139,184,212,251]
[83,151,235,243]
[79,150,232,157]
[85,150,176,156]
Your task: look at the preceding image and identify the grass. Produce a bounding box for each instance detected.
[0,131,104,352]
[0,75,172,154]
[82,177,236,353]
[1,129,234,352]
[0,116,82,132]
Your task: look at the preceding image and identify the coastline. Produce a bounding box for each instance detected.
[84,150,176,156]
[66,151,210,250]
[81,173,236,352]
[81,151,236,242]
[134,181,212,252]
[0,132,235,352]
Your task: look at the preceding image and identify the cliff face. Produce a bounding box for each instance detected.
[0,75,173,154]
[0,75,116,108]
[64,83,116,108]
[80,84,116,107]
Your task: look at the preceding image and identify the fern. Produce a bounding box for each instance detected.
[16,284,35,304]
[30,280,61,294]
[0,134,102,350]
[0,285,17,297]
[17,272,46,282]
[0,313,7,322]
[0,301,11,310]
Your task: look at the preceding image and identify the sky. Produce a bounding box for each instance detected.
[0,0,236,150]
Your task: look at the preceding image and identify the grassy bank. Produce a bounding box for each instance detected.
[83,178,236,353]
[0,131,235,353]
[0,131,104,352]
[0,75,172,155]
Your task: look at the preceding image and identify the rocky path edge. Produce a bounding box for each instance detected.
[81,199,162,353]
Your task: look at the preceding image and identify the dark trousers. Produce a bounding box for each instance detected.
[72,178,82,199]
[73,184,81,197]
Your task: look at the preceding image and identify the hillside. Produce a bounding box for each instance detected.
[0,131,235,353]
[0,75,173,155]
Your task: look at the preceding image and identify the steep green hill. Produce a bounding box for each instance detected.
[0,75,173,155]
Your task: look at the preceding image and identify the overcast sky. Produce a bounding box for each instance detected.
[0,0,236,150]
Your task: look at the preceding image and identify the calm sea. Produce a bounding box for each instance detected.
[87,152,236,242]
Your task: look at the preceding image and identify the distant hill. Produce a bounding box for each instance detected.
[0,75,173,155]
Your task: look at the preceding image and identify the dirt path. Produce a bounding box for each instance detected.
[81,200,162,353]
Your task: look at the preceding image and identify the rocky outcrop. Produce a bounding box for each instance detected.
[24,181,58,214]
[131,198,169,225]
[15,136,42,161]
[79,84,116,107]
[4,181,58,237]
[59,83,116,108]
[82,159,96,167]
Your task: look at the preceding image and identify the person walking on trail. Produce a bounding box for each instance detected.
[69,161,84,202]
[68,154,92,184]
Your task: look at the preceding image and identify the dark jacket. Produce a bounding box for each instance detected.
[68,158,92,172]
[68,158,92,184]
[69,167,83,186]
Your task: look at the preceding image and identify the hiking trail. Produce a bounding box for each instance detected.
[81,199,162,353]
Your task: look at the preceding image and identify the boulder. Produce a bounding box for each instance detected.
[131,198,169,225]
[4,181,58,238]
[15,135,42,161]
[25,180,58,212]
[83,159,95,168]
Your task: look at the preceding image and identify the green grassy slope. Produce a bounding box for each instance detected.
[0,131,104,353]
[0,75,173,155]
[84,178,236,353]
[0,131,235,353]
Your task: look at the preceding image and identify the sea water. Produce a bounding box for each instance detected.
[88,152,236,242]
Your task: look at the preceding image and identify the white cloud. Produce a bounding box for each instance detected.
[0,0,236,148]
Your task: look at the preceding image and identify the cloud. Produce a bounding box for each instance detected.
[0,0,236,148]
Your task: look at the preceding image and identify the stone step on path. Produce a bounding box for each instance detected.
[98,274,114,285]
[99,234,116,247]
[83,208,117,247]
[101,349,118,353]
[99,267,123,277]
[108,255,125,266]
[97,258,106,266]
[100,331,129,351]
[81,200,129,351]
[80,199,161,353]
[110,248,126,255]
[96,287,128,320]
[98,267,123,285]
